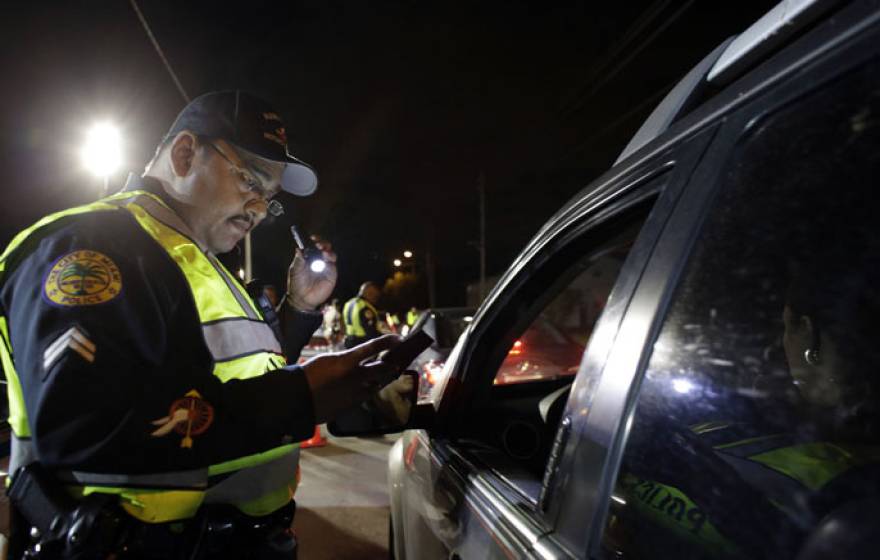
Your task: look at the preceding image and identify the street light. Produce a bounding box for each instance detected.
[81,122,121,197]
[403,250,413,258]
[393,259,402,267]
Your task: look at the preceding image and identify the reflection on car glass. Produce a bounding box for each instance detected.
[601,63,880,559]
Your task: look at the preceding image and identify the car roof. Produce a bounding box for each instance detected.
[618,0,839,164]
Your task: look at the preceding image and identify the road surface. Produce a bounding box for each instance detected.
[294,431,399,559]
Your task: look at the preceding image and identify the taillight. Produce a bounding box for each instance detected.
[422,360,445,385]
[404,436,419,470]
[508,339,524,356]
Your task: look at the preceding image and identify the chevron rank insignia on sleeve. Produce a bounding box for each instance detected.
[43,326,96,371]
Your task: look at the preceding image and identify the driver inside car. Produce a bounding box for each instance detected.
[605,238,880,559]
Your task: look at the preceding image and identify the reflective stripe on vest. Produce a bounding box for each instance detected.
[0,190,299,522]
[738,441,880,491]
[343,297,378,338]
[618,473,739,556]
[0,317,27,437]
[709,432,880,527]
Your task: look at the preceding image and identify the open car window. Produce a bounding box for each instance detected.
[458,198,658,503]
[493,245,629,387]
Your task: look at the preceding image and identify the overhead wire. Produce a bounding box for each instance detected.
[555,77,677,166]
[559,0,672,114]
[560,0,695,118]
[129,0,190,103]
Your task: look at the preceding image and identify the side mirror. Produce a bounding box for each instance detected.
[328,371,435,437]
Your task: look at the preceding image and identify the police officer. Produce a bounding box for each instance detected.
[342,282,383,349]
[406,306,419,327]
[0,91,402,559]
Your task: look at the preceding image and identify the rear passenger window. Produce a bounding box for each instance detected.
[600,64,880,558]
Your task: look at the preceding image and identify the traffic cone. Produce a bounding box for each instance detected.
[300,425,327,448]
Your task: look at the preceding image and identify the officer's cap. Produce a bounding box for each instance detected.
[164,90,318,196]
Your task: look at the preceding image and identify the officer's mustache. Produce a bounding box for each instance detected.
[229,214,254,232]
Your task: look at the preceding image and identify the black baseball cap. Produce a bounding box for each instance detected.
[164,90,318,196]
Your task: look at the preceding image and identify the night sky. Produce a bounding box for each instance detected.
[0,1,774,308]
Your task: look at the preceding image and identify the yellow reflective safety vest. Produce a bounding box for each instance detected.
[0,189,299,523]
[406,308,420,327]
[343,296,379,338]
[614,426,880,557]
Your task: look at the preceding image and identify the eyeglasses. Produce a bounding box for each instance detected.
[205,141,284,217]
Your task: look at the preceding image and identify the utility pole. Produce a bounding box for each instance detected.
[478,172,487,302]
[426,221,437,308]
[426,249,436,309]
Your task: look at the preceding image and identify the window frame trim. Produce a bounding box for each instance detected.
[438,161,674,428]
[429,154,694,555]
[538,127,722,556]
[445,188,666,512]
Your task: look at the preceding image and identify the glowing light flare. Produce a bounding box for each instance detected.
[403,250,413,258]
[393,259,402,267]
[672,378,695,394]
[81,123,121,177]
[309,259,327,273]
[508,339,524,356]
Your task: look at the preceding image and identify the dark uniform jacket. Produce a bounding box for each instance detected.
[0,177,321,476]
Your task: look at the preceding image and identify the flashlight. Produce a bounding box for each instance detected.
[290,225,327,273]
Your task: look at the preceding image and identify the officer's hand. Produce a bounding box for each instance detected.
[302,334,401,423]
[286,235,337,312]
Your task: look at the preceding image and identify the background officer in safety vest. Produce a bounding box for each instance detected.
[0,91,405,559]
[343,281,383,349]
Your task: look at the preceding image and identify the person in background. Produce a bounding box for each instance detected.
[322,298,343,349]
[402,306,421,336]
[343,281,383,349]
[406,306,420,328]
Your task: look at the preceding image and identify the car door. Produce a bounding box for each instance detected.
[575,9,880,559]
[395,127,718,559]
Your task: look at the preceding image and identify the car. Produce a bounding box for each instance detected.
[330,1,880,558]
[493,316,586,386]
[407,307,475,398]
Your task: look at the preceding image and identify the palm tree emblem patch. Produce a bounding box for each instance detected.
[44,250,122,306]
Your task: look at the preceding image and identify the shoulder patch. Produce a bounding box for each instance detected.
[43,250,122,307]
[364,310,375,320]
[150,389,215,449]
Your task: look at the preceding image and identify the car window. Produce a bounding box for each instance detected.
[463,200,657,501]
[494,247,627,386]
[599,62,880,559]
